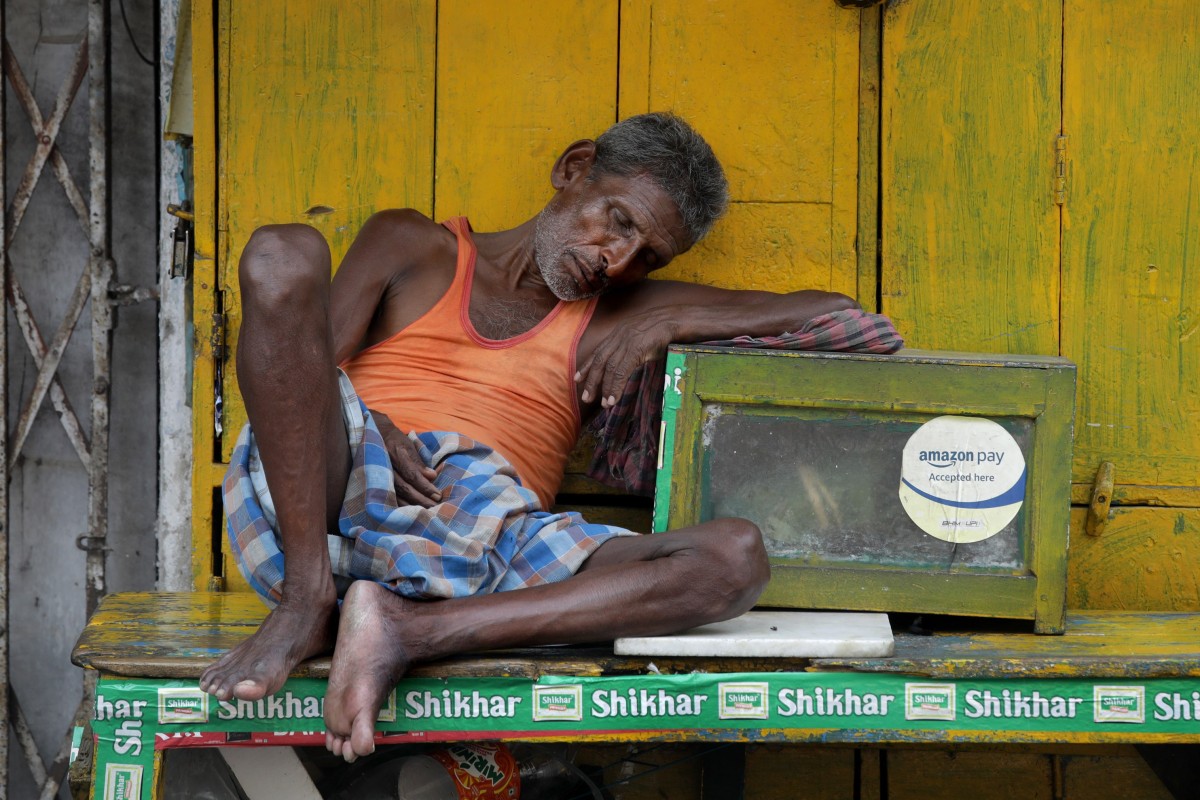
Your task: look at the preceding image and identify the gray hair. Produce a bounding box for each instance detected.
[591,113,729,244]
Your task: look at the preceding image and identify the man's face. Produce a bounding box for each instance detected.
[533,172,689,301]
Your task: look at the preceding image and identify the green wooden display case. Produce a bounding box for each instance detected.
[654,346,1076,634]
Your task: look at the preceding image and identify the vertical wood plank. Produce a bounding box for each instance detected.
[856,7,882,312]
[434,0,619,230]
[647,1,842,203]
[646,1,860,296]
[1061,0,1200,488]
[831,6,864,295]
[618,0,652,120]
[217,0,436,457]
[881,1,1061,355]
[190,0,220,589]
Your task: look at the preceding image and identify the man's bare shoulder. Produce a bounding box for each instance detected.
[349,208,456,273]
[330,210,461,359]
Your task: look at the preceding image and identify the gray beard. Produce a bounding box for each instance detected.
[533,209,598,301]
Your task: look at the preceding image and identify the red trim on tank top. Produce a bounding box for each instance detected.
[336,218,469,366]
[568,296,600,423]
[454,219,570,349]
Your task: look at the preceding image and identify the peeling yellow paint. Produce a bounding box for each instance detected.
[1061,0,1200,490]
[880,0,1061,356]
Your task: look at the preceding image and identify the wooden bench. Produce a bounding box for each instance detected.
[72,592,1200,798]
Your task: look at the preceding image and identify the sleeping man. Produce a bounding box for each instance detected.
[198,113,859,760]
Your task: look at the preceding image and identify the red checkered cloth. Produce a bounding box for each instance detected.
[585,309,905,495]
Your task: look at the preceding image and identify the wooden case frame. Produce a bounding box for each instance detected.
[654,346,1076,634]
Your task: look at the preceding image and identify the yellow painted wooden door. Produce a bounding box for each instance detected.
[880,0,1200,610]
[1060,1,1200,610]
[192,1,869,588]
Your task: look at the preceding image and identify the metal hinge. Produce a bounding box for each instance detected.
[211,311,226,362]
[1054,135,1069,206]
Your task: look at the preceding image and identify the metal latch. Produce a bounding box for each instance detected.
[1086,461,1115,537]
[168,203,194,279]
[1055,135,1069,206]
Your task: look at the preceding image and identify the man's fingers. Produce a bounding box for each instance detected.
[384,439,442,506]
[575,357,599,403]
[394,479,436,508]
[394,461,441,501]
[599,351,636,410]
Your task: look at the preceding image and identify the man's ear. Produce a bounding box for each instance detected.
[551,140,598,190]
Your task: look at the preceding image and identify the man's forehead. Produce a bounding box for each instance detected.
[594,172,690,250]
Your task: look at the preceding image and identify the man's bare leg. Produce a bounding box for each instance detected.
[324,518,768,760]
[200,225,351,701]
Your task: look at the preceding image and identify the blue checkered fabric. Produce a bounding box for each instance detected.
[223,371,637,606]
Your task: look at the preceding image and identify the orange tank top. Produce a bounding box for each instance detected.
[341,217,597,508]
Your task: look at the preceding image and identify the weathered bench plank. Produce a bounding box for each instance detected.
[71,592,815,679]
[74,593,1200,683]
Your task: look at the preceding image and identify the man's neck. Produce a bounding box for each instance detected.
[471,218,549,295]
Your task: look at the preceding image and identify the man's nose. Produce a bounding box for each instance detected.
[600,238,641,278]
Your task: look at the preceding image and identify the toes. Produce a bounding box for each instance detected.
[199,667,224,696]
[350,712,377,758]
[202,674,233,701]
[232,677,271,701]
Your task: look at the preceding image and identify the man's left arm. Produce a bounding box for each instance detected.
[578,280,860,407]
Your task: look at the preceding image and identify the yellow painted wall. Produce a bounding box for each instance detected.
[1061,1,1200,493]
[192,0,866,584]
[186,1,1195,793]
[192,0,1200,627]
[881,0,1062,356]
[881,0,1200,611]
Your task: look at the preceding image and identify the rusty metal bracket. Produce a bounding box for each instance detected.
[166,202,194,222]
[109,282,159,306]
[75,534,111,554]
[1086,461,1116,537]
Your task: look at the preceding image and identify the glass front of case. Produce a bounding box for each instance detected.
[701,407,1034,573]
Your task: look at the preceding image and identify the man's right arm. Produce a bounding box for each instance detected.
[328,208,439,366]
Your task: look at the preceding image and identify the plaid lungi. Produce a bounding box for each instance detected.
[223,371,636,606]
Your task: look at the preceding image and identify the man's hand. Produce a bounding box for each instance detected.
[370,409,442,507]
[576,307,679,409]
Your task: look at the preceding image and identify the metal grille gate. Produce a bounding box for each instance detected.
[1,0,113,796]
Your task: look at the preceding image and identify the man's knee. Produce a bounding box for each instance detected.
[724,517,770,593]
[239,224,331,307]
[695,517,770,619]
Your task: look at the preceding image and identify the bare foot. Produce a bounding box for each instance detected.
[324,581,418,761]
[199,600,336,701]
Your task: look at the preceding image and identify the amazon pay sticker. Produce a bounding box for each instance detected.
[899,416,1026,544]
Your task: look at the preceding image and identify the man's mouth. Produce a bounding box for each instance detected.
[570,252,605,294]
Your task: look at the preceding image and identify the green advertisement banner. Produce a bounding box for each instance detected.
[90,671,1200,798]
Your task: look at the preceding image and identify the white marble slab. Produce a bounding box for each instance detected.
[614,611,894,658]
